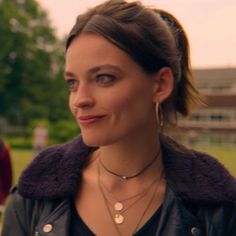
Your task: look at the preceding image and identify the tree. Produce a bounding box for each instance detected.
[0,0,71,126]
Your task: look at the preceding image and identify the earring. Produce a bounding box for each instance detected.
[156,102,164,127]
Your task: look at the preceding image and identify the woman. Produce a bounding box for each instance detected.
[2,0,236,235]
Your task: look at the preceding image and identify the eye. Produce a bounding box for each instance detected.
[66,79,79,92]
[96,74,116,85]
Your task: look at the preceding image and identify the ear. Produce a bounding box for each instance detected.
[152,67,174,103]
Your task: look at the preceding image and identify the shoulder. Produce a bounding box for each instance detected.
[18,135,96,199]
[9,186,68,212]
[161,135,236,204]
[195,200,236,234]
[2,187,69,236]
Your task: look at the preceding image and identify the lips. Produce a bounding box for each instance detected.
[78,115,107,125]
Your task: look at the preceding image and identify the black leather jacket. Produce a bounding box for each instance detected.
[2,135,236,236]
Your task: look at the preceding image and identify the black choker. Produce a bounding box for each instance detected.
[99,149,161,180]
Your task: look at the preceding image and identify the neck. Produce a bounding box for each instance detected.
[94,131,162,182]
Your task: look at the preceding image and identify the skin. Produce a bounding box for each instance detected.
[65,33,174,235]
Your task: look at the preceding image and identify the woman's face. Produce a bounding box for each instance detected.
[65,34,158,146]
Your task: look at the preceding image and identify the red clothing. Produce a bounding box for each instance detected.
[0,141,12,205]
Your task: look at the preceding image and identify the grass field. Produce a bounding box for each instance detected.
[11,149,33,184]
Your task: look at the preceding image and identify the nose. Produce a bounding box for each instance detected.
[71,84,95,109]
[75,96,94,109]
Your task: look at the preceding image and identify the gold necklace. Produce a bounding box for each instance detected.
[100,173,161,224]
[101,180,150,224]
[99,149,161,180]
[98,165,123,236]
[97,165,164,235]
[132,171,163,234]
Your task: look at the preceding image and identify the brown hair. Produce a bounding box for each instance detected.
[66,0,204,125]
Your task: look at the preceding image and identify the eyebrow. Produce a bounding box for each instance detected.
[89,64,122,73]
[64,71,76,78]
[64,64,122,78]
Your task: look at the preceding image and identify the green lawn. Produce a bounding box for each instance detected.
[11,149,33,185]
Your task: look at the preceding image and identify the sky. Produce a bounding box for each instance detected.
[36,0,236,69]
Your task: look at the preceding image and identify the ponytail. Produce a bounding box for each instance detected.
[155,9,205,117]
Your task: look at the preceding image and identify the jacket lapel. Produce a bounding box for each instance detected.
[35,199,71,236]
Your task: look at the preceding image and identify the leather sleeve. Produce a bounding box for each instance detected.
[1,189,69,236]
[1,190,37,236]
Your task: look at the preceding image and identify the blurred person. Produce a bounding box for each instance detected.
[2,1,236,235]
[0,138,12,216]
[32,122,48,157]
[187,129,198,145]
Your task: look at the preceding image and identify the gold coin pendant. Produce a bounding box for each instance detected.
[114,214,124,224]
[114,202,123,211]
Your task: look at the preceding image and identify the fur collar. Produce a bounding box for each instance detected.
[18,135,236,204]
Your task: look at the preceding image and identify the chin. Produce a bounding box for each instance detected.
[81,132,106,147]
[81,131,118,147]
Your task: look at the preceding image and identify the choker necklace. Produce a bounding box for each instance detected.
[99,149,161,180]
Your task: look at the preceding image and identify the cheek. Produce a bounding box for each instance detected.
[68,94,76,116]
[108,86,153,121]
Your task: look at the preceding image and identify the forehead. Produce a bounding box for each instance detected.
[65,33,140,72]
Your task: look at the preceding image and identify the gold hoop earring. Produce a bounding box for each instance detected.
[156,103,164,127]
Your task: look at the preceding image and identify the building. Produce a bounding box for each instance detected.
[177,68,236,144]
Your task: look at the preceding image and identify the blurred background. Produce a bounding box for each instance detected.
[0,0,235,198]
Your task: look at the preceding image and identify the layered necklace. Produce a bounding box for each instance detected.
[100,171,161,224]
[97,157,164,235]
